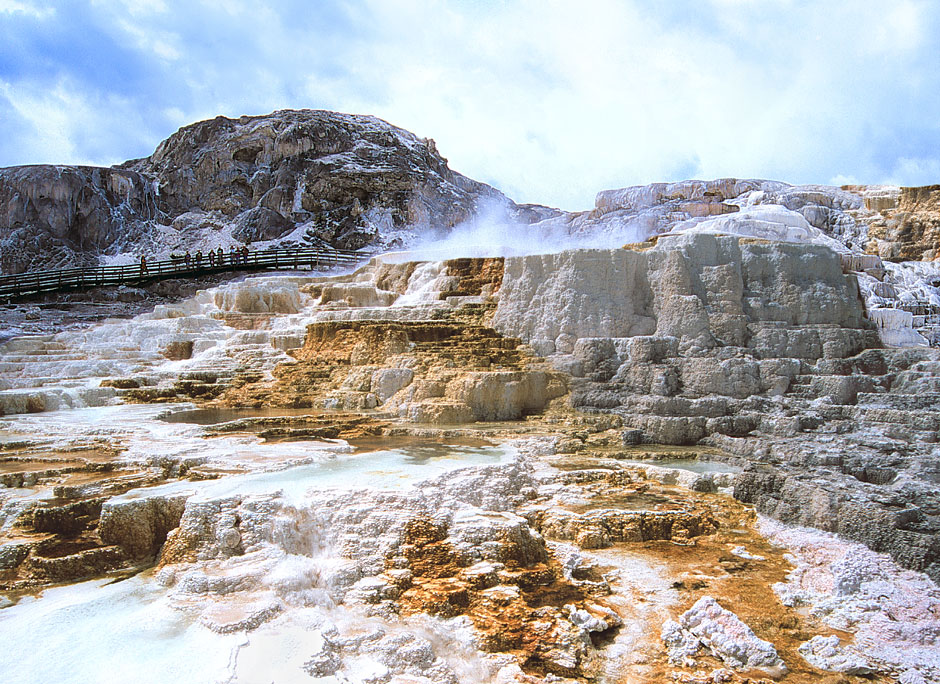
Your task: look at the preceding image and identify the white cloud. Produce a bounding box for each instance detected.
[0,77,165,167]
[830,174,861,187]
[873,0,925,53]
[115,18,182,61]
[890,158,940,186]
[1,0,939,210]
[0,80,82,162]
[0,0,54,18]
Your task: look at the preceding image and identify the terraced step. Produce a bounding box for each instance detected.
[24,540,127,584]
[892,371,940,393]
[856,392,940,409]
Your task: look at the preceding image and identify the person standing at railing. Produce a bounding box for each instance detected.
[230,246,238,266]
[139,254,148,277]
[184,251,192,268]
[208,249,216,267]
[195,250,203,267]
[241,245,249,264]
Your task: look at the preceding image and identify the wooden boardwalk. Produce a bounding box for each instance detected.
[0,247,366,300]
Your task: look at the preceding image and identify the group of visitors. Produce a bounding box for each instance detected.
[180,246,251,269]
[136,245,256,279]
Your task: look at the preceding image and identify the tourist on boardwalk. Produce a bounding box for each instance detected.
[184,251,192,267]
[241,245,250,264]
[139,254,148,276]
[208,249,216,267]
[195,250,203,267]
[230,246,238,266]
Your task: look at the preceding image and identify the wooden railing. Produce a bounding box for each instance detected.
[0,247,367,300]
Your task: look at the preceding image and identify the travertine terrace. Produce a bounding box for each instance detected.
[2,112,940,684]
[2,232,939,683]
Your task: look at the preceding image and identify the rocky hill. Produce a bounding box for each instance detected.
[0,110,550,274]
[3,110,940,300]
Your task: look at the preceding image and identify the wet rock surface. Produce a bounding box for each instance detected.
[487,235,940,581]
[1,217,939,682]
[212,257,568,425]
[3,237,937,586]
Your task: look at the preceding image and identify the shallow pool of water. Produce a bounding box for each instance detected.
[112,441,515,505]
[622,458,741,474]
[0,574,241,684]
[159,406,347,425]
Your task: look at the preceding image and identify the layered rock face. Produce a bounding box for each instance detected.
[0,110,523,274]
[492,234,866,355]
[533,178,940,345]
[213,257,569,423]
[491,234,940,581]
[865,184,940,261]
[0,165,159,273]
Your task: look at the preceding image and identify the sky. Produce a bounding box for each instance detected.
[1,0,939,211]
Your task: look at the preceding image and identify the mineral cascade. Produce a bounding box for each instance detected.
[1,110,939,684]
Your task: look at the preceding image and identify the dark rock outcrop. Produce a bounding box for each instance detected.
[0,110,526,274]
[121,110,514,249]
[0,165,158,273]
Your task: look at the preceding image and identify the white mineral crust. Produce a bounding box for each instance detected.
[662,596,785,672]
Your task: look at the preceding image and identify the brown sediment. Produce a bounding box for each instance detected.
[373,260,419,295]
[622,235,660,251]
[392,514,614,679]
[161,340,195,360]
[865,184,940,261]
[292,320,524,366]
[203,412,391,442]
[210,312,274,330]
[100,378,141,389]
[122,374,227,403]
[553,474,893,684]
[0,445,163,591]
[344,433,495,453]
[441,257,504,299]
[212,316,567,424]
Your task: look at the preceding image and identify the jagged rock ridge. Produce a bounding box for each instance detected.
[0,110,542,274]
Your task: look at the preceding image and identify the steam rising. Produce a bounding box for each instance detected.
[392,198,647,262]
